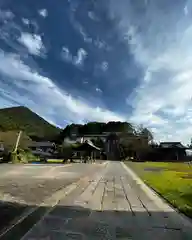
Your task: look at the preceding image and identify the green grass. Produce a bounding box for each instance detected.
[46,159,64,163]
[126,161,192,218]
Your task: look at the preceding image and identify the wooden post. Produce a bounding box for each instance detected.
[14,131,22,153]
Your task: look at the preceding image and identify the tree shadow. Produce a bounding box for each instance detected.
[0,200,192,240]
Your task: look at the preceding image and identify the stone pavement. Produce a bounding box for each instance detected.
[21,162,192,240]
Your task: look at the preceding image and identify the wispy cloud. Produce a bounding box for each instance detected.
[61,47,73,63]
[0,9,14,21]
[61,47,87,67]
[96,87,102,93]
[88,11,100,22]
[109,0,192,143]
[18,32,45,56]
[0,8,123,127]
[74,48,87,66]
[69,7,111,51]
[38,9,48,18]
[21,18,30,25]
[0,51,124,126]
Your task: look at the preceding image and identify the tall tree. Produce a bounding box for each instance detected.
[137,125,153,144]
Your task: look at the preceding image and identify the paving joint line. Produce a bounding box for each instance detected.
[112,176,117,209]
[127,177,152,217]
[125,174,149,215]
[91,176,104,195]
[120,176,135,216]
[101,178,107,211]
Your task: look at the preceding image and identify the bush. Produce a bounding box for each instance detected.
[6,149,40,164]
[22,150,40,162]
[57,143,74,159]
[10,152,19,163]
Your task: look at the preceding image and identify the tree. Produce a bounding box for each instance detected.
[137,125,153,144]
[57,142,79,162]
[189,138,192,148]
[91,137,104,148]
[104,121,134,134]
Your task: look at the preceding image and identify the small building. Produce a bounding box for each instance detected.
[159,142,186,149]
[28,141,56,157]
[158,142,187,161]
[73,140,102,160]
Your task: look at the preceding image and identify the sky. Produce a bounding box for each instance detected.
[0,0,192,144]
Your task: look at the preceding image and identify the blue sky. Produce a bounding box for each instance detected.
[0,0,192,144]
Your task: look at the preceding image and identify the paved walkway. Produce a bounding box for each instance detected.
[22,162,192,239]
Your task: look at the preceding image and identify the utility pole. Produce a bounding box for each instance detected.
[14,131,22,152]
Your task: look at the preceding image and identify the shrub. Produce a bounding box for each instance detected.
[7,149,39,164]
[10,152,19,163]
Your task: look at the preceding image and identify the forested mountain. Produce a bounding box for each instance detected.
[0,106,61,140]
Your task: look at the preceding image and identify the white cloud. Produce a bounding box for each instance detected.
[78,25,92,43]
[0,10,14,21]
[94,39,112,51]
[0,51,124,126]
[38,9,48,18]
[22,18,30,25]
[0,10,40,53]
[69,10,93,44]
[61,47,73,63]
[88,11,99,21]
[18,32,45,56]
[96,87,102,93]
[74,48,87,66]
[61,47,87,67]
[69,7,112,53]
[109,0,192,144]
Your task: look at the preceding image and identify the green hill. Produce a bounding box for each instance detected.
[0,106,61,140]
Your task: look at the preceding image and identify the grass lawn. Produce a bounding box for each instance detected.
[126,161,192,218]
[46,159,64,163]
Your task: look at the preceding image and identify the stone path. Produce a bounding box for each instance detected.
[21,162,192,239]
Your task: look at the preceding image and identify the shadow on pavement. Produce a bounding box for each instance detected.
[0,200,27,235]
[0,201,192,240]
